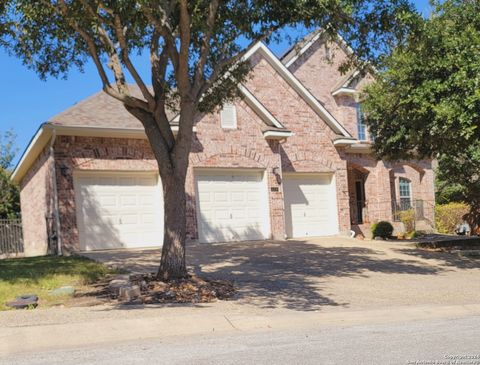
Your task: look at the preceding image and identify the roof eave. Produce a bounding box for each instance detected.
[332,87,357,97]
[11,124,198,184]
[11,124,53,184]
[263,130,294,140]
[345,142,373,153]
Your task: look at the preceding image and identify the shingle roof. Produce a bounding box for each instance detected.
[49,86,178,129]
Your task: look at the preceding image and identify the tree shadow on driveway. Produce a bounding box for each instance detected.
[188,239,444,311]
[81,239,446,312]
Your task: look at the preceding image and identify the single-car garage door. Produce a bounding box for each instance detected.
[195,169,270,243]
[74,171,163,251]
[283,173,339,238]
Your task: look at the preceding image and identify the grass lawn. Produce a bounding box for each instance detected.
[0,256,117,310]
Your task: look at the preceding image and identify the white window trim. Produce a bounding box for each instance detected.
[356,103,367,141]
[220,104,237,129]
[398,177,412,201]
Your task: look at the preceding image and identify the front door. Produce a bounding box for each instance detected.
[355,180,365,224]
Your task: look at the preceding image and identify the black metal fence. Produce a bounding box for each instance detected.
[351,198,435,229]
[392,199,426,222]
[0,219,24,255]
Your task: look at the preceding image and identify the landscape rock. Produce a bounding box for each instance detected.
[118,285,141,302]
[108,277,132,298]
[50,286,76,297]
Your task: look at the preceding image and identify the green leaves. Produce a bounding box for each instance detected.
[0,168,19,219]
[0,0,418,113]
[0,130,17,170]
[364,0,480,160]
[0,130,19,219]
[363,0,480,220]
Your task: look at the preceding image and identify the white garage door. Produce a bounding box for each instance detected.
[74,172,163,251]
[283,173,339,238]
[195,169,270,243]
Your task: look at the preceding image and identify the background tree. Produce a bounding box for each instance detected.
[1,0,417,279]
[0,130,20,219]
[363,0,480,229]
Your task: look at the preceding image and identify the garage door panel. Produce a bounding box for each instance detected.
[284,174,339,238]
[75,172,163,250]
[196,170,270,243]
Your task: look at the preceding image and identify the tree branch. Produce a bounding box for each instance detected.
[193,0,219,93]
[112,13,155,106]
[150,33,176,150]
[177,0,192,98]
[139,2,180,79]
[42,0,150,112]
[197,23,285,100]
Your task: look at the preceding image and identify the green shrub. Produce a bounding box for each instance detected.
[399,209,415,233]
[435,202,469,234]
[406,230,420,240]
[371,221,394,239]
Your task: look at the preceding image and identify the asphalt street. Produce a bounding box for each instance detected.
[2,315,479,365]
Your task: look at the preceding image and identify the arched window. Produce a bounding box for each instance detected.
[399,177,412,210]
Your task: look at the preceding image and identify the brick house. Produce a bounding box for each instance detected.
[12,31,435,256]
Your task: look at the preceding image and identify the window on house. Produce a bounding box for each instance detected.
[220,104,237,129]
[356,103,367,140]
[399,177,412,210]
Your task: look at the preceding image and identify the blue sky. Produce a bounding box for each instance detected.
[0,0,432,163]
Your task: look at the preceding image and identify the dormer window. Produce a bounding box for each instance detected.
[356,103,367,141]
[220,104,237,129]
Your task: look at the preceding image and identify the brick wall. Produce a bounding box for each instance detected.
[19,42,436,252]
[19,145,53,256]
[53,136,158,252]
[245,52,352,233]
[52,96,285,251]
[47,48,362,252]
[288,37,374,139]
[347,153,435,227]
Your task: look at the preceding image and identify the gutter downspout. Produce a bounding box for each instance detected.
[49,128,62,256]
[277,138,288,240]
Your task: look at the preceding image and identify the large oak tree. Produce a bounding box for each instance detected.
[1,0,416,279]
[363,0,480,229]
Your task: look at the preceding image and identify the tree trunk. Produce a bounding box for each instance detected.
[125,102,194,281]
[157,171,189,281]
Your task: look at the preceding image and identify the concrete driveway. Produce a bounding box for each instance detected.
[81,236,480,311]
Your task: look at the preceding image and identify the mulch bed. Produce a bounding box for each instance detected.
[128,274,236,304]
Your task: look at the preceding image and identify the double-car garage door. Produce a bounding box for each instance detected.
[74,170,338,250]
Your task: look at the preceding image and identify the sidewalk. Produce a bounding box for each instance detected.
[2,302,480,356]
